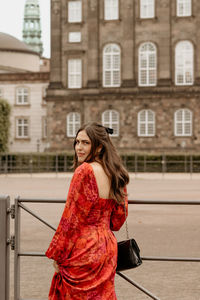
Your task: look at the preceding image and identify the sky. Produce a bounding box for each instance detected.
[0,0,50,58]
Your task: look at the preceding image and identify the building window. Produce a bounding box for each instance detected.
[138,109,155,136]
[69,32,81,43]
[174,109,192,136]
[66,112,81,137]
[16,87,29,105]
[175,41,193,85]
[68,1,82,23]
[102,110,119,137]
[139,42,157,86]
[103,44,121,87]
[42,86,47,105]
[68,59,82,88]
[140,0,155,18]
[177,0,191,17]
[104,0,119,20]
[42,117,47,139]
[16,118,29,139]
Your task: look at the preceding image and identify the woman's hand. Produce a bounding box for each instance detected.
[53,260,60,273]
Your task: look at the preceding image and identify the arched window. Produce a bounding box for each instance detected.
[140,0,155,18]
[138,109,155,136]
[66,112,81,137]
[104,0,119,20]
[174,109,192,136]
[175,41,193,85]
[177,0,191,17]
[102,110,119,136]
[139,42,157,86]
[103,44,121,87]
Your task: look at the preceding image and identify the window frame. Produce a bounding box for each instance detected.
[68,32,82,43]
[15,117,30,139]
[177,0,192,17]
[103,43,121,88]
[175,41,194,86]
[68,59,82,89]
[102,109,119,137]
[140,0,155,19]
[138,42,157,87]
[104,0,119,21]
[174,109,192,136]
[66,112,81,137]
[16,87,29,105]
[137,109,155,137]
[68,1,82,23]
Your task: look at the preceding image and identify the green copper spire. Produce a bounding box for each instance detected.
[23,0,43,56]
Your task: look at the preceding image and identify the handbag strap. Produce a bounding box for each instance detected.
[123,196,129,240]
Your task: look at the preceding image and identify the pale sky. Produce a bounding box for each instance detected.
[0,0,50,58]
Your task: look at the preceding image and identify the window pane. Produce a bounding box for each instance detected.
[68,1,82,23]
[105,0,119,20]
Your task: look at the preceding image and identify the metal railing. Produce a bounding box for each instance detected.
[1,153,200,174]
[0,195,10,300]
[10,197,200,300]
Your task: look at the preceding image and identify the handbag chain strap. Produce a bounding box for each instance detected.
[123,196,129,240]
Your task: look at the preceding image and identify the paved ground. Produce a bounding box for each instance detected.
[0,173,200,300]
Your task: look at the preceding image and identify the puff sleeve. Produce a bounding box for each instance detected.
[110,188,128,231]
[45,163,98,264]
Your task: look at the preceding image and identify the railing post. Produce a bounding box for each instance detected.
[14,197,21,300]
[0,195,10,300]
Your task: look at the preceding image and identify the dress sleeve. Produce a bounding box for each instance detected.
[45,163,98,263]
[110,188,128,231]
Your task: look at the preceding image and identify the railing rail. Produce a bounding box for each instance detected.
[11,197,200,300]
[1,153,200,174]
[0,195,10,300]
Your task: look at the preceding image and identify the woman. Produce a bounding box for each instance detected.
[46,122,129,299]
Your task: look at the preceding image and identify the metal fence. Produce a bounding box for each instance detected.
[3,197,199,300]
[0,195,10,300]
[1,153,200,174]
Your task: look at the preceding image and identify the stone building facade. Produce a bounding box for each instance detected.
[47,0,200,153]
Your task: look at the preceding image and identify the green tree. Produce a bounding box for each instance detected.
[0,99,11,152]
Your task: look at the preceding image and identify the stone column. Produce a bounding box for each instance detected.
[87,0,99,88]
[49,0,63,89]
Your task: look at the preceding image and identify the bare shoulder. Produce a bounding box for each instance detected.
[89,162,103,174]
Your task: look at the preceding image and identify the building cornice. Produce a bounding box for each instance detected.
[0,72,50,82]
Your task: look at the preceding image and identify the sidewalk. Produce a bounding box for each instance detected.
[1,172,200,180]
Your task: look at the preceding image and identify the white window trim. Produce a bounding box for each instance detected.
[68,32,81,43]
[66,112,81,137]
[175,41,194,86]
[137,109,155,137]
[177,0,192,17]
[68,1,82,23]
[103,44,121,87]
[16,117,30,139]
[68,59,82,89]
[102,110,119,137]
[140,0,155,19]
[139,42,157,87]
[104,0,119,20]
[174,109,192,136]
[16,87,29,105]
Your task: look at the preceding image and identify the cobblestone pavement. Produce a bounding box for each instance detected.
[0,173,200,300]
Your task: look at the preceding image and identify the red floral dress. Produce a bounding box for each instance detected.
[46,162,128,300]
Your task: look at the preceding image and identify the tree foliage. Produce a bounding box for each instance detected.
[0,99,11,152]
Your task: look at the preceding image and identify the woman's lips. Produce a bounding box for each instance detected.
[77,153,85,157]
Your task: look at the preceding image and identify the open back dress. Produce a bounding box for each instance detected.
[46,162,128,300]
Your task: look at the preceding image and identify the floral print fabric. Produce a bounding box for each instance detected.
[46,162,128,300]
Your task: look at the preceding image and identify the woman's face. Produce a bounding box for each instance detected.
[75,130,92,163]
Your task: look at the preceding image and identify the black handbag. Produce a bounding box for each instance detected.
[116,199,142,271]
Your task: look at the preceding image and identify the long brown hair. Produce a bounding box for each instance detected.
[73,122,129,204]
